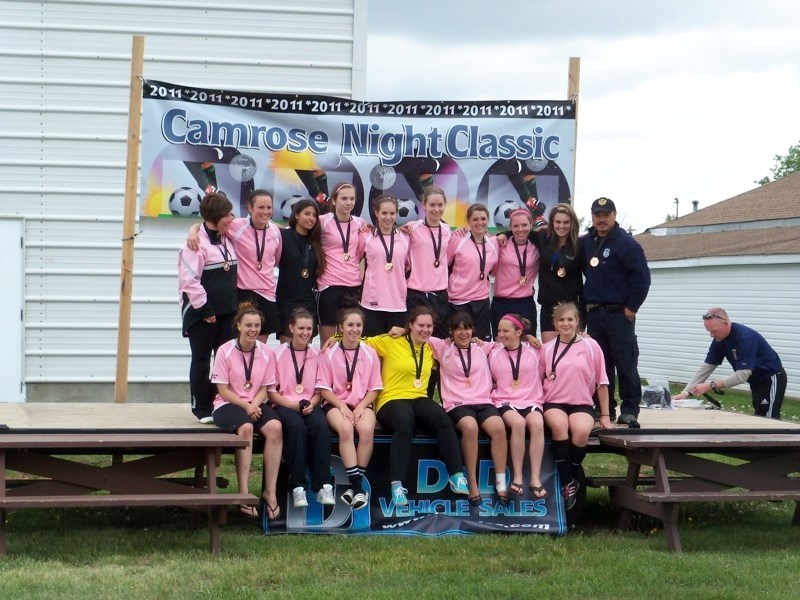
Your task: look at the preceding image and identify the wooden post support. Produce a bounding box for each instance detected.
[114,36,145,403]
[567,57,581,203]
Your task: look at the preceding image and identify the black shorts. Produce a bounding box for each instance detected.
[362,307,408,337]
[212,402,279,434]
[542,403,595,417]
[449,298,491,341]
[491,295,537,338]
[406,288,450,339]
[238,289,280,336]
[448,403,500,425]
[316,285,362,326]
[278,298,318,338]
[498,405,542,418]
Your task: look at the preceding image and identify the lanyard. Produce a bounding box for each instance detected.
[506,345,522,388]
[295,230,311,279]
[250,219,267,270]
[340,342,360,391]
[289,344,307,394]
[425,219,443,268]
[218,237,232,271]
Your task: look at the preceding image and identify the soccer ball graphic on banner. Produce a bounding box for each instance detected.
[395,198,420,225]
[493,199,525,229]
[279,194,307,221]
[168,187,202,216]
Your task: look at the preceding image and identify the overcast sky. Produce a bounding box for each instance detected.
[365,0,800,232]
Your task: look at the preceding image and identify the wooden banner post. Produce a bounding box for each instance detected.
[114,35,145,403]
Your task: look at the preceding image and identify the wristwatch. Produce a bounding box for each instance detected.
[710,380,718,392]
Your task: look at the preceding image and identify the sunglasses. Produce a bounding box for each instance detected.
[702,314,727,322]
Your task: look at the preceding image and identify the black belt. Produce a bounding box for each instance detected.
[585,303,624,311]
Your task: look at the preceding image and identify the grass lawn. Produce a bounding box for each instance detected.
[0,392,798,599]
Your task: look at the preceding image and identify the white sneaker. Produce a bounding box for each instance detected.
[199,416,214,425]
[351,491,369,510]
[317,484,335,505]
[340,488,356,505]
[292,486,308,508]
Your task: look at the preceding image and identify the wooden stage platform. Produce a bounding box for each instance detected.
[1,402,798,434]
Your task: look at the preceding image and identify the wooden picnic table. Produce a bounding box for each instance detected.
[597,432,800,552]
[0,432,257,556]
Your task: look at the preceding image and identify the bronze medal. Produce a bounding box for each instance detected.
[557,267,566,278]
[548,372,557,381]
[244,381,253,391]
[434,259,440,268]
[346,382,352,391]
[519,276,527,285]
[295,384,304,394]
[512,380,520,389]
[590,257,600,267]
[413,378,422,389]
[256,262,262,271]
[343,253,350,262]
[385,262,394,272]
[465,377,471,386]
[479,273,485,280]
[223,262,231,271]
[301,268,310,279]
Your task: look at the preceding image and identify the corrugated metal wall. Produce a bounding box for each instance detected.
[0,0,366,394]
[636,258,800,398]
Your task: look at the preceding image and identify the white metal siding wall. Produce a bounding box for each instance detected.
[0,0,366,388]
[636,258,800,399]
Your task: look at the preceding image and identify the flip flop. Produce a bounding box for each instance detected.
[529,484,547,499]
[468,495,482,507]
[508,482,524,496]
[239,505,259,518]
[265,503,281,520]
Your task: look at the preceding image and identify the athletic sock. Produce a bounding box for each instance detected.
[552,439,572,485]
[570,443,588,477]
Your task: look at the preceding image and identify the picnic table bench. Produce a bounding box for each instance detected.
[598,432,800,552]
[0,432,257,556]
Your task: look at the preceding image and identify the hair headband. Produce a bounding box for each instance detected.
[501,314,525,331]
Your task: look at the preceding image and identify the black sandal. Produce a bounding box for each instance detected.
[508,482,524,496]
[529,484,547,499]
[468,495,482,507]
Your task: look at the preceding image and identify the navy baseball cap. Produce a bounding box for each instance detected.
[591,197,616,214]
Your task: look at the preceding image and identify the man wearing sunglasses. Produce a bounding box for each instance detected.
[673,308,786,419]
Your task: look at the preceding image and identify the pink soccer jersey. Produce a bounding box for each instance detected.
[360,229,411,312]
[428,337,493,411]
[488,342,544,410]
[228,217,283,301]
[316,213,366,290]
[211,339,277,410]
[540,336,608,406]
[316,342,383,408]
[405,219,452,292]
[268,343,320,403]
[447,235,499,303]
[492,237,539,299]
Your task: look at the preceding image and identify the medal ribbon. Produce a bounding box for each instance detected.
[340,342,360,388]
[425,219,443,265]
[218,237,232,265]
[550,335,578,376]
[406,335,425,383]
[289,345,307,387]
[506,345,522,382]
[378,229,395,265]
[471,234,487,279]
[456,344,472,379]
[238,342,256,388]
[334,216,352,257]
[513,239,528,279]
[591,235,608,264]
[251,218,267,266]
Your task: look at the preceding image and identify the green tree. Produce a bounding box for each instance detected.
[756,139,800,185]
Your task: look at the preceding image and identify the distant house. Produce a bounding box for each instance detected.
[633,172,800,399]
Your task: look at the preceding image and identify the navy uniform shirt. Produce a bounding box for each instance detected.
[705,322,783,387]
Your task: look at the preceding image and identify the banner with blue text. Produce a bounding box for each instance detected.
[140,80,576,229]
